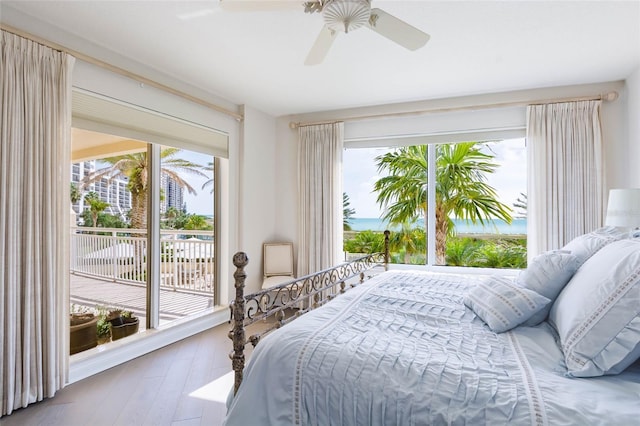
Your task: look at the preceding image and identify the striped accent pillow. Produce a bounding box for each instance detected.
[561,226,627,268]
[518,250,579,326]
[549,239,640,377]
[464,275,550,333]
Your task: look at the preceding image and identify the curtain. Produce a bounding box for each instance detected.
[297,122,344,276]
[526,100,604,259]
[1,30,74,416]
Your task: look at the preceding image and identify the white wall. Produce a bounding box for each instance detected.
[626,66,640,186]
[239,106,279,292]
[0,5,239,117]
[275,119,299,266]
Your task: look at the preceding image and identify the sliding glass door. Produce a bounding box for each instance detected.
[70,129,220,353]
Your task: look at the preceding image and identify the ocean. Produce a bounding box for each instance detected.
[348,217,527,235]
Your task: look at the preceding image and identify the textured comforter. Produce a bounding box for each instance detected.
[224,270,640,425]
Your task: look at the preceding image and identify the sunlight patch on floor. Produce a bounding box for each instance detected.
[189,371,234,403]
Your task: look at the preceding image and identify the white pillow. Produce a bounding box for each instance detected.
[561,226,627,268]
[464,275,550,333]
[517,250,579,326]
[549,239,640,377]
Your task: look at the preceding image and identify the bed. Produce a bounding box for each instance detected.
[224,228,640,425]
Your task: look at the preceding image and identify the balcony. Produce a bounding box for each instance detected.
[70,227,215,327]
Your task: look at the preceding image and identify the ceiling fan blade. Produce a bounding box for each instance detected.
[304,26,338,66]
[218,0,302,12]
[368,8,430,51]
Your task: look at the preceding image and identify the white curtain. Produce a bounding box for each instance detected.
[1,30,74,416]
[526,100,604,258]
[297,122,344,276]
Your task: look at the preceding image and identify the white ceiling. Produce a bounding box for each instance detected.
[2,1,639,117]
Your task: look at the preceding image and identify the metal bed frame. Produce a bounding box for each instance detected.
[228,230,390,394]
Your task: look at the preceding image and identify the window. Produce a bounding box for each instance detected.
[343,138,527,268]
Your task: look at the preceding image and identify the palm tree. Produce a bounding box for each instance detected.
[343,192,356,230]
[184,214,211,230]
[84,191,110,228]
[201,162,214,194]
[163,206,181,229]
[388,224,425,264]
[374,143,512,264]
[344,230,385,254]
[70,182,81,205]
[513,192,527,218]
[82,148,207,229]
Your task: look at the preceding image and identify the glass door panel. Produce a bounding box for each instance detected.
[158,148,214,326]
[70,128,148,353]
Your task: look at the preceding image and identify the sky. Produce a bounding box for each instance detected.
[177,150,214,216]
[343,138,527,218]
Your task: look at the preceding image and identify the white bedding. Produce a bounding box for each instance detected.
[224,270,640,425]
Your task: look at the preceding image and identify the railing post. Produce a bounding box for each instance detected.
[112,230,118,281]
[231,251,248,396]
[384,230,390,271]
[172,236,178,291]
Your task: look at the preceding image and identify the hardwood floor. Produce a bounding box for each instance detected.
[2,323,236,426]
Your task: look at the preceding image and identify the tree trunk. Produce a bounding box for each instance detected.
[130,191,147,230]
[435,203,448,265]
[129,191,147,281]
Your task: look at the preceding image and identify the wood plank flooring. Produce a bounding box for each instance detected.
[1,323,236,426]
[70,274,213,321]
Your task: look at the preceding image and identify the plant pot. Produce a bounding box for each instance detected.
[111,317,139,341]
[70,313,98,354]
[107,310,124,326]
[124,317,139,335]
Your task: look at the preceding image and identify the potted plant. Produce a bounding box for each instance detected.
[70,306,98,354]
[110,309,139,340]
[122,310,140,336]
[96,316,111,344]
[107,308,123,327]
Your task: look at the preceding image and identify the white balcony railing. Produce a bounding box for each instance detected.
[71,227,215,295]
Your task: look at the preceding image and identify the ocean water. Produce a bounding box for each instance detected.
[348,217,527,235]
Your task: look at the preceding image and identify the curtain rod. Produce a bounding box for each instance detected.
[1,24,244,121]
[289,91,619,129]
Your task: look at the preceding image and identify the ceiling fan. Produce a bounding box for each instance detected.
[219,0,430,65]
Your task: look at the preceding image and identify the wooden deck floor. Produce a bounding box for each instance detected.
[70,274,214,323]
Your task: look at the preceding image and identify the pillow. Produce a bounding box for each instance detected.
[517,250,579,326]
[464,275,550,333]
[549,239,640,377]
[561,226,627,268]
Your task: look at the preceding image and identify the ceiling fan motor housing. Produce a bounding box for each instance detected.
[322,0,372,33]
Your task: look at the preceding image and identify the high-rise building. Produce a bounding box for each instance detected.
[71,161,185,223]
[70,161,132,223]
[161,173,184,213]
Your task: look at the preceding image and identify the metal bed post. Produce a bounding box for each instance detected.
[230,252,248,396]
[384,229,390,270]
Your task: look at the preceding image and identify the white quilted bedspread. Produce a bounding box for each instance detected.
[224,270,640,426]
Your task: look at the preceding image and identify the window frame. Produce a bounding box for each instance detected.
[343,128,527,267]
